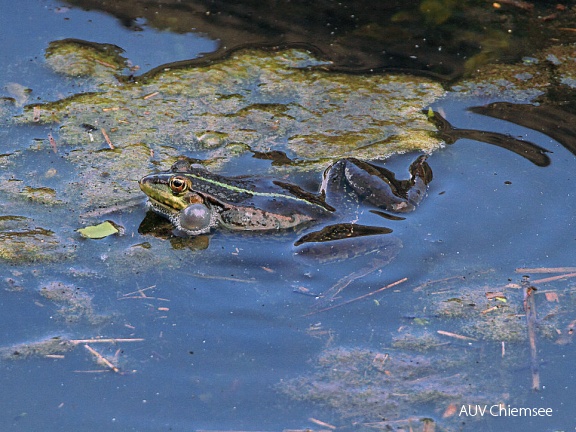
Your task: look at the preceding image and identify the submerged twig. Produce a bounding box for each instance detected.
[515,267,576,284]
[70,338,144,344]
[188,272,257,283]
[101,128,115,149]
[437,330,477,341]
[308,417,336,429]
[48,133,58,153]
[516,267,576,274]
[319,258,390,302]
[305,277,407,316]
[490,0,534,11]
[94,59,118,69]
[84,344,119,373]
[143,91,159,100]
[531,273,576,285]
[524,286,540,391]
[120,285,157,297]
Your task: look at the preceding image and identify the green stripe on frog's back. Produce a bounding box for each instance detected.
[185,171,332,211]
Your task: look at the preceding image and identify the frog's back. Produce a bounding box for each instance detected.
[185,169,332,231]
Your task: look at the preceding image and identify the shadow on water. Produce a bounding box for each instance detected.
[2,1,576,431]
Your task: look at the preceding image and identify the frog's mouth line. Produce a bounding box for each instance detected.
[146,198,179,219]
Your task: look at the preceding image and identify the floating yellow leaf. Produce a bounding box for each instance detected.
[77,221,119,239]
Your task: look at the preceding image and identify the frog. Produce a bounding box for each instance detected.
[138,156,432,240]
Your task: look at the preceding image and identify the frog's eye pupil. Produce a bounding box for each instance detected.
[169,176,188,193]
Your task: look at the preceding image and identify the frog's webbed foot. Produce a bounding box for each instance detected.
[321,156,432,213]
[405,155,433,209]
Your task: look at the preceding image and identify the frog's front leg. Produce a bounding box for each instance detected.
[321,156,432,212]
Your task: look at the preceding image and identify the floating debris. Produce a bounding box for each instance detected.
[77,221,120,239]
[0,336,75,360]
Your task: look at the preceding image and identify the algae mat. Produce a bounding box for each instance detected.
[12,41,444,210]
[0,40,446,266]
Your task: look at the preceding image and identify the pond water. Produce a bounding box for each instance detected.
[1,1,576,431]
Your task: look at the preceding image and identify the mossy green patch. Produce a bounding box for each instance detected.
[0,216,73,263]
[45,39,128,85]
[279,345,508,429]
[20,46,445,178]
[0,336,75,360]
[452,44,576,101]
[0,178,64,206]
[40,281,105,324]
[3,46,447,222]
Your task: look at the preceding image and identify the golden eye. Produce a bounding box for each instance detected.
[169,176,188,193]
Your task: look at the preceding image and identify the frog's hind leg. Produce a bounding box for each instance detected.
[320,158,363,211]
[322,156,432,213]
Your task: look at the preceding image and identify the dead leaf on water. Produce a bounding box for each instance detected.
[77,221,120,239]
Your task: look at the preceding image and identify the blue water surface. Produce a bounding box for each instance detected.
[1,1,575,432]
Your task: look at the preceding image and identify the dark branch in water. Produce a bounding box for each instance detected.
[426,110,551,167]
[470,102,576,160]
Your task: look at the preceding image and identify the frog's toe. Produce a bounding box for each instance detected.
[409,155,433,184]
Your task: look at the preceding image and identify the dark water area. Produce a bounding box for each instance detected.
[62,0,576,81]
[2,1,576,432]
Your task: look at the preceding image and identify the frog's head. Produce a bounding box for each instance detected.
[139,171,198,211]
[139,169,218,235]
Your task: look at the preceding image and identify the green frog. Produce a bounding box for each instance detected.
[138,156,432,241]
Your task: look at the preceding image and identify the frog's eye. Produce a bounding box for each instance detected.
[169,176,189,194]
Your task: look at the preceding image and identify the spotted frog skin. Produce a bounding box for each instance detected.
[138,156,432,236]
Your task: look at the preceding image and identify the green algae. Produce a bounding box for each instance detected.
[40,281,105,324]
[0,336,76,360]
[21,186,61,205]
[280,272,576,428]
[0,44,448,238]
[452,44,576,101]
[45,39,128,85]
[0,216,73,263]
[279,345,507,430]
[19,45,445,184]
[0,173,64,206]
[1,37,573,274]
[421,281,558,342]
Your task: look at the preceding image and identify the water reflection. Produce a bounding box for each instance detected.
[470,94,576,158]
[428,110,551,167]
[63,0,576,80]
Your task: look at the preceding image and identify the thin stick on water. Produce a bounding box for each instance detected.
[84,344,119,373]
[524,285,540,391]
[101,128,115,149]
[70,338,144,344]
[305,277,407,316]
[516,267,576,273]
[531,273,576,285]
